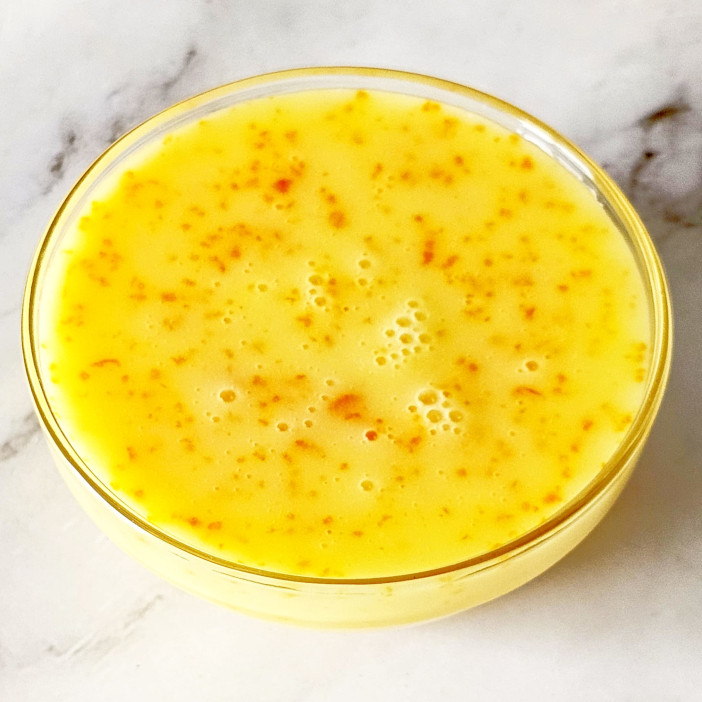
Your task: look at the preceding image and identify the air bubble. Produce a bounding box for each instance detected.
[418,390,438,405]
[418,333,431,343]
[375,356,387,366]
[277,422,289,431]
[360,479,374,491]
[219,389,236,402]
[396,316,411,327]
[414,311,427,322]
[385,329,395,338]
[257,283,268,292]
[399,333,413,344]
[525,360,539,371]
[358,278,368,286]
[304,419,313,428]
[448,410,463,422]
[427,409,442,423]
[314,296,326,306]
[223,317,232,324]
[308,274,324,285]
[358,259,371,269]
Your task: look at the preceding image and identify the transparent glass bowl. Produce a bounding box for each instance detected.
[22,68,672,628]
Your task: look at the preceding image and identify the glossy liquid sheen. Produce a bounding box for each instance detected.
[41,89,650,579]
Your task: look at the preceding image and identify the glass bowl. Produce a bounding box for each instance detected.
[22,67,672,628]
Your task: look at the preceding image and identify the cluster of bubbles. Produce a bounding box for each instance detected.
[374,300,433,370]
[408,387,465,436]
[306,270,331,311]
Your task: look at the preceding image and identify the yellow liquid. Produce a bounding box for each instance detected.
[41,89,650,579]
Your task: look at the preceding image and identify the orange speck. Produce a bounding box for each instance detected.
[329,393,365,420]
[422,239,435,265]
[328,210,347,228]
[209,255,227,273]
[365,430,378,441]
[514,385,542,396]
[207,521,223,530]
[91,358,121,367]
[273,178,292,193]
[521,156,534,170]
[442,255,459,269]
[180,438,196,452]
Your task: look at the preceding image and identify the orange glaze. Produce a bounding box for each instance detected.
[41,89,650,578]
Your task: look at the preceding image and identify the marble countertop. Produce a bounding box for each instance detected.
[1,1,701,699]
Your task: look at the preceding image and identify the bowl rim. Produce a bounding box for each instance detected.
[21,66,673,586]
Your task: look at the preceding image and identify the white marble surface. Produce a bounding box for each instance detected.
[1,1,701,699]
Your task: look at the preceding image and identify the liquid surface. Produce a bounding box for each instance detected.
[41,89,650,578]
